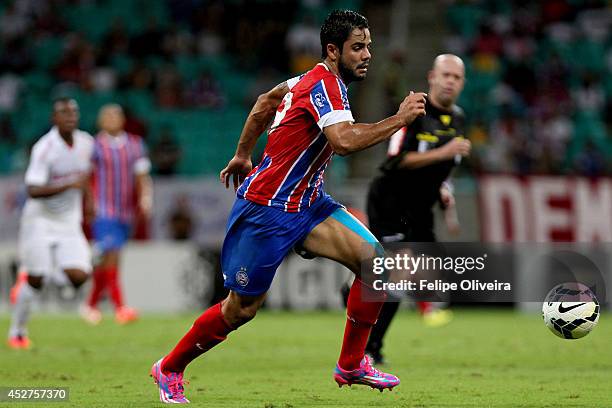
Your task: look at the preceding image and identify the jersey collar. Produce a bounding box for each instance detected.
[50,126,76,149]
[316,62,347,87]
[100,131,128,147]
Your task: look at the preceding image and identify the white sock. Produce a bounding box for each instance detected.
[8,283,40,338]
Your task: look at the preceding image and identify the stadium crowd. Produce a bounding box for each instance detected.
[443,0,612,175]
[0,0,358,175]
[0,0,610,176]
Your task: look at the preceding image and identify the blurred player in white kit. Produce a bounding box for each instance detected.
[7,98,94,349]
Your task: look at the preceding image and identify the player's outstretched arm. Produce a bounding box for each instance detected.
[323,92,427,156]
[399,137,471,169]
[136,173,153,218]
[220,81,290,190]
[27,173,90,198]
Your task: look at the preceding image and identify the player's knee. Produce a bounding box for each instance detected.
[223,301,259,327]
[341,254,362,276]
[64,269,89,288]
[101,251,119,268]
[27,275,43,290]
[222,292,263,327]
[235,305,258,326]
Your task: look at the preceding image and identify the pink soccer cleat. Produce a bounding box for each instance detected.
[80,305,103,325]
[150,358,190,404]
[7,335,31,350]
[115,306,139,324]
[334,355,400,392]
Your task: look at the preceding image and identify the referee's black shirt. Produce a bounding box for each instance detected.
[367,98,466,238]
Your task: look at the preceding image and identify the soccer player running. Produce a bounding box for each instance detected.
[80,104,152,325]
[364,54,469,364]
[151,10,426,403]
[7,98,94,349]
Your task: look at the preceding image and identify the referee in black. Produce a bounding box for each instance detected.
[365,54,470,364]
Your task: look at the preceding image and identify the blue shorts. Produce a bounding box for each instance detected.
[93,218,131,252]
[221,194,343,295]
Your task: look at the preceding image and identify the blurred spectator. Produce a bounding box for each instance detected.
[573,141,606,176]
[0,115,17,145]
[472,23,503,56]
[541,0,573,24]
[33,3,68,35]
[155,64,183,108]
[244,68,278,108]
[125,61,154,90]
[151,127,181,175]
[55,34,96,89]
[573,73,605,114]
[168,195,194,241]
[0,75,22,111]
[467,119,488,148]
[536,109,573,170]
[185,70,225,109]
[90,66,118,92]
[285,14,320,74]
[130,17,163,58]
[0,38,33,73]
[123,107,148,139]
[191,1,226,56]
[382,49,409,116]
[102,19,130,56]
[0,2,29,41]
[161,25,194,58]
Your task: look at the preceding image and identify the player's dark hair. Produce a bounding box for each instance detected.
[52,97,78,112]
[320,9,368,59]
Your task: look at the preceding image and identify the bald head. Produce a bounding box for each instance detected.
[432,54,464,71]
[428,54,465,109]
[98,103,125,135]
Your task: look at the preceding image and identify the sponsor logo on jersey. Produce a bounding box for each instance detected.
[314,92,327,108]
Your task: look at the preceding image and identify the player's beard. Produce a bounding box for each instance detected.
[338,57,367,83]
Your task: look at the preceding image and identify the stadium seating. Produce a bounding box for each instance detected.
[445,0,611,175]
[0,0,360,175]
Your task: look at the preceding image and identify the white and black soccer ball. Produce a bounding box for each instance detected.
[542,282,600,339]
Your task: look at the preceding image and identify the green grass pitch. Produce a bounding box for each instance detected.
[1,309,610,407]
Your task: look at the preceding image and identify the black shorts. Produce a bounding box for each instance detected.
[367,180,435,243]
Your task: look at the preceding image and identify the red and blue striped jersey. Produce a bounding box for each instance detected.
[237,63,354,212]
[92,132,150,222]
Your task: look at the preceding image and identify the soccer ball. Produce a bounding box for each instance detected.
[542,282,600,339]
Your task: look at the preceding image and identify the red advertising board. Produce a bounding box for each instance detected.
[479,175,612,242]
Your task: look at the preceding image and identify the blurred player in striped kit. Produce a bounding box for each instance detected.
[150,10,427,403]
[80,104,152,325]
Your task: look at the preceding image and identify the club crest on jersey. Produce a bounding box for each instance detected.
[440,115,452,126]
[236,267,249,287]
[314,92,327,108]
